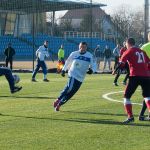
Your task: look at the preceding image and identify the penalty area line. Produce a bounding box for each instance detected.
[102,91,142,106]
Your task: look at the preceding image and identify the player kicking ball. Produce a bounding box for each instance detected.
[0,67,22,93]
[53,42,94,111]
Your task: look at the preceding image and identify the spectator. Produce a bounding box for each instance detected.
[4,43,15,70]
[113,44,120,70]
[94,45,101,72]
[103,45,112,71]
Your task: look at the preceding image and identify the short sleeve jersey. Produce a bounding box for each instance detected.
[120,47,150,77]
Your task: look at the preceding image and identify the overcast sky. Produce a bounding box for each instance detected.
[55,0,145,18]
[94,0,144,14]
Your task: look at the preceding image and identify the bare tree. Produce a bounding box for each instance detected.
[80,12,100,32]
[59,18,73,31]
[112,4,144,44]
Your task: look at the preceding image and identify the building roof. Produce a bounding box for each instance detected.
[0,0,106,14]
[62,7,107,19]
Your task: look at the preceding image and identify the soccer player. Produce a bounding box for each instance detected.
[113,42,129,86]
[0,67,22,93]
[32,41,50,82]
[53,42,94,111]
[139,32,150,121]
[112,38,150,123]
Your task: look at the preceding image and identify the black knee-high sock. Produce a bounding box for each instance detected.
[139,100,147,116]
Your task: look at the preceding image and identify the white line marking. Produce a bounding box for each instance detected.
[102,91,142,106]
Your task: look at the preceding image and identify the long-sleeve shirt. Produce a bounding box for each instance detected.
[103,48,112,59]
[62,50,94,82]
[4,47,15,59]
[58,48,64,60]
[36,45,49,61]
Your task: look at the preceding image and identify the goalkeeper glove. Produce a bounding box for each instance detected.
[61,70,65,77]
[87,68,93,74]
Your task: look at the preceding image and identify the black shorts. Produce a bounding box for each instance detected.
[124,76,150,98]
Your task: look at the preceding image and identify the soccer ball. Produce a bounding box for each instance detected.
[13,74,20,84]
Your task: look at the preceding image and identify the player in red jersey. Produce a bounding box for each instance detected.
[112,38,150,123]
[113,42,129,86]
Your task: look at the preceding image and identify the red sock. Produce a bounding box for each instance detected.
[124,104,133,118]
[145,100,150,111]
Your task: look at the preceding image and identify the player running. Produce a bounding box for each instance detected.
[113,42,129,86]
[53,42,94,111]
[112,38,150,123]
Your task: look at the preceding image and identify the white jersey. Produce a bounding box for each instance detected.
[36,45,49,61]
[62,50,94,82]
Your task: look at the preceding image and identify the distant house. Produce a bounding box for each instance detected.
[60,7,124,41]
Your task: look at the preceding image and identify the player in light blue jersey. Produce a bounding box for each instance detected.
[53,42,94,111]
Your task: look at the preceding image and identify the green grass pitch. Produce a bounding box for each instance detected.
[0,73,149,150]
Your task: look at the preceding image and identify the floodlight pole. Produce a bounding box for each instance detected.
[90,0,93,51]
[144,0,149,42]
[32,13,35,71]
[51,11,55,36]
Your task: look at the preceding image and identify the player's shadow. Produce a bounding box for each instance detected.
[0,95,55,100]
[58,117,150,127]
[0,113,149,127]
[63,110,138,117]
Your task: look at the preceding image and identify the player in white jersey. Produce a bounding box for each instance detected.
[53,42,94,111]
[32,40,50,82]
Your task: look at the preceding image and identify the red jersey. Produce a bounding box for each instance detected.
[120,47,150,77]
[120,47,127,57]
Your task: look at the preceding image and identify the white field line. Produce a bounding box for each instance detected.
[102,91,142,106]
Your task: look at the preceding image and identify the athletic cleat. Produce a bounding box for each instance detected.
[31,78,37,82]
[139,115,150,121]
[11,86,22,94]
[145,117,150,121]
[53,99,60,107]
[113,82,118,86]
[138,116,145,121]
[43,79,49,82]
[53,99,61,111]
[55,104,60,111]
[123,117,134,124]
